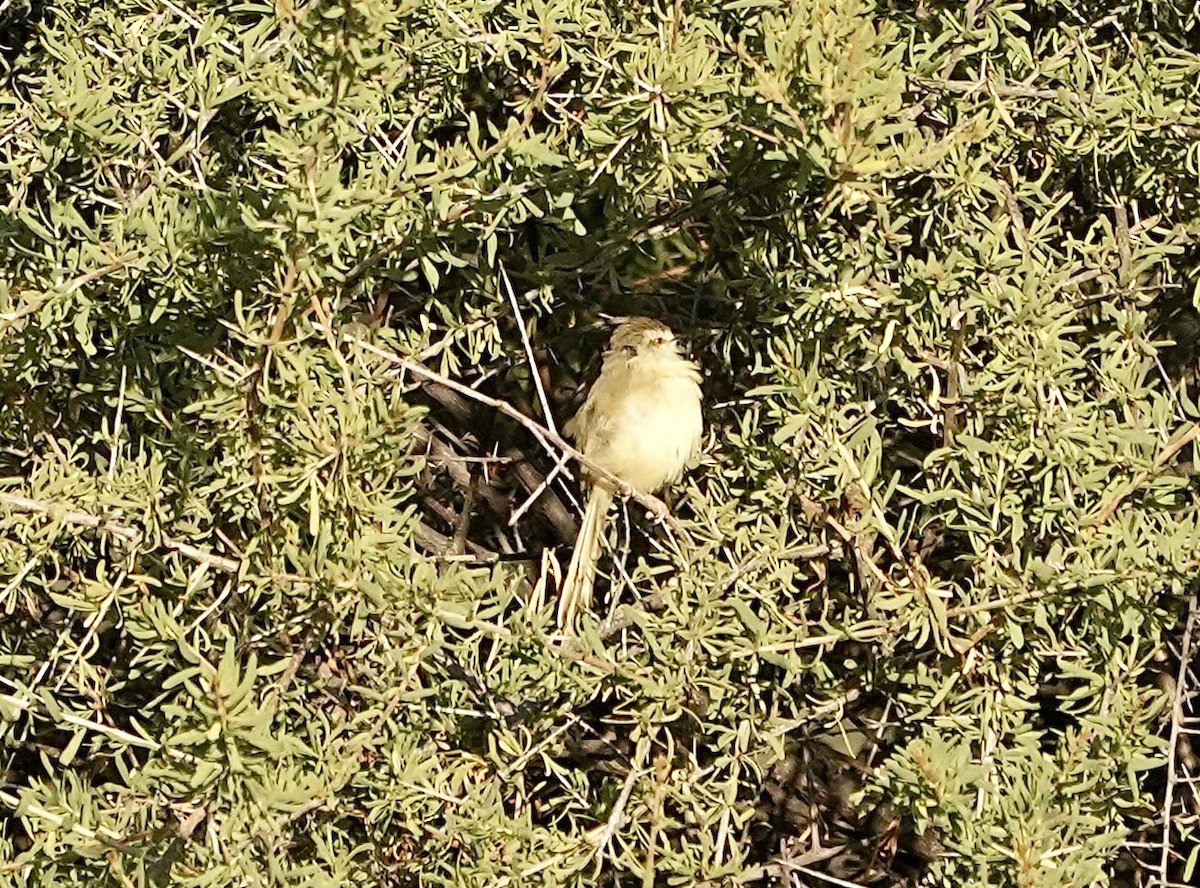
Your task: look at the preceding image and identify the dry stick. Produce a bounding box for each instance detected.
[774,861,870,888]
[0,492,240,573]
[0,789,126,844]
[108,365,127,480]
[642,750,670,888]
[450,478,478,556]
[498,260,557,435]
[0,493,140,543]
[505,446,578,541]
[335,331,676,524]
[943,587,1049,620]
[719,543,834,594]
[1087,423,1200,528]
[498,260,576,527]
[508,456,571,528]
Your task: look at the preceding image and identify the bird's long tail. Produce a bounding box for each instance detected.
[557,485,614,629]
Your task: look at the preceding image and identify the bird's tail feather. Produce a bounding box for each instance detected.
[557,486,614,630]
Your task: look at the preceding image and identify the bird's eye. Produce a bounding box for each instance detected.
[653,336,666,345]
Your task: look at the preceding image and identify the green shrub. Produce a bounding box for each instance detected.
[2,1,1199,885]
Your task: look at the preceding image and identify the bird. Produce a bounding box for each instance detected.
[557,316,703,628]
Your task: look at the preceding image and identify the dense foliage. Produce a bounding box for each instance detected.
[3,0,1200,885]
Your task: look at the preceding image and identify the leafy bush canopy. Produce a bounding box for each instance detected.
[2,0,1200,885]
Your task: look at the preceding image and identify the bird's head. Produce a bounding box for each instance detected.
[606,316,680,359]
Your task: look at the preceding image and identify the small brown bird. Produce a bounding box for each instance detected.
[558,317,703,628]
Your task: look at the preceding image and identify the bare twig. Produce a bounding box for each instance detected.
[1115,200,1133,290]
[499,261,556,433]
[415,318,494,363]
[642,750,671,888]
[412,519,498,561]
[775,861,870,888]
[183,572,239,633]
[0,492,140,543]
[161,538,240,572]
[994,177,1028,251]
[508,453,571,528]
[498,259,576,527]
[503,446,577,543]
[0,492,240,573]
[943,587,1050,620]
[158,0,240,54]
[450,477,478,556]
[726,586,1058,658]
[108,365,127,480]
[595,544,836,641]
[53,571,127,693]
[0,789,126,844]
[600,592,666,639]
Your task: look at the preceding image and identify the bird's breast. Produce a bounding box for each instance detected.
[589,373,702,493]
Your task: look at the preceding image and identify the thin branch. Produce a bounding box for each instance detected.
[917,78,1061,100]
[0,492,140,542]
[597,544,840,641]
[724,586,1059,658]
[108,365,127,480]
[161,538,239,572]
[1160,597,1199,882]
[720,543,834,593]
[0,492,240,573]
[591,740,649,865]
[450,477,478,556]
[412,518,497,561]
[776,861,870,888]
[1087,423,1200,527]
[158,0,240,54]
[53,571,127,693]
[498,259,574,527]
[1,257,138,329]
[0,789,126,844]
[499,261,558,434]
[600,592,666,639]
[504,446,578,542]
[944,587,1050,620]
[726,37,808,138]
[508,453,571,527]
